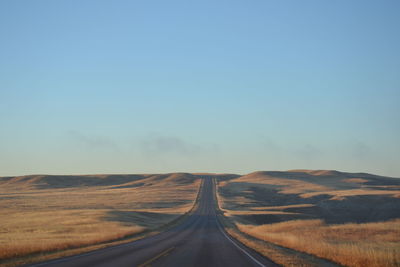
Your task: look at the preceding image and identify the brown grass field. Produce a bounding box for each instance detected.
[217,170,400,267]
[2,170,399,267]
[0,173,202,265]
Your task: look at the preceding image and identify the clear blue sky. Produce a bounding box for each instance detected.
[1,1,399,177]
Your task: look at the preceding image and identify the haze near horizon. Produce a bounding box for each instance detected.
[0,1,399,177]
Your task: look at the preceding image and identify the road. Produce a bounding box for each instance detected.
[29,178,277,267]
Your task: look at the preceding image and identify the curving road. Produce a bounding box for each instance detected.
[29,178,277,267]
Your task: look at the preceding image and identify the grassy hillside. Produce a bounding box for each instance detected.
[0,173,202,265]
[2,170,399,267]
[217,170,400,267]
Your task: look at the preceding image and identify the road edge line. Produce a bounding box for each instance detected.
[216,219,266,267]
[212,178,266,267]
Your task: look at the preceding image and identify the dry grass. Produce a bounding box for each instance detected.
[214,180,334,267]
[300,189,400,199]
[249,204,315,210]
[225,210,299,216]
[0,210,145,260]
[237,219,400,267]
[233,172,331,194]
[0,173,201,262]
[225,227,321,267]
[217,170,400,266]
[342,178,369,183]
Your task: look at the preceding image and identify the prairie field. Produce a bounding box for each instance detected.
[217,170,400,267]
[237,219,400,267]
[0,173,202,263]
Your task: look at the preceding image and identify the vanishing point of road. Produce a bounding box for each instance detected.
[29,178,277,267]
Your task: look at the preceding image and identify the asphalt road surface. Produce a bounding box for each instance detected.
[29,178,277,267]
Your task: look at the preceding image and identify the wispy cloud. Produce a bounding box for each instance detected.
[68,131,119,151]
[260,138,283,152]
[351,141,372,159]
[294,144,323,160]
[259,137,323,161]
[140,134,203,157]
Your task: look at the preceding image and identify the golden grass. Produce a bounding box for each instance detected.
[231,175,400,199]
[233,174,331,194]
[342,178,369,183]
[237,219,400,267]
[0,174,201,261]
[0,210,145,260]
[214,179,329,267]
[225,227,327,267]
[300,189,400,199]
[249,204,315,210]
[216,170,400,266]
[225,210,299,216]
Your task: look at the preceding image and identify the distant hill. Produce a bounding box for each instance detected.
[218,169,400,224]
[1,170,398,191]
[0,173,199,189]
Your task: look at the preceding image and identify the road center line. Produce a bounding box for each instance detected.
[137,246,175,267]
